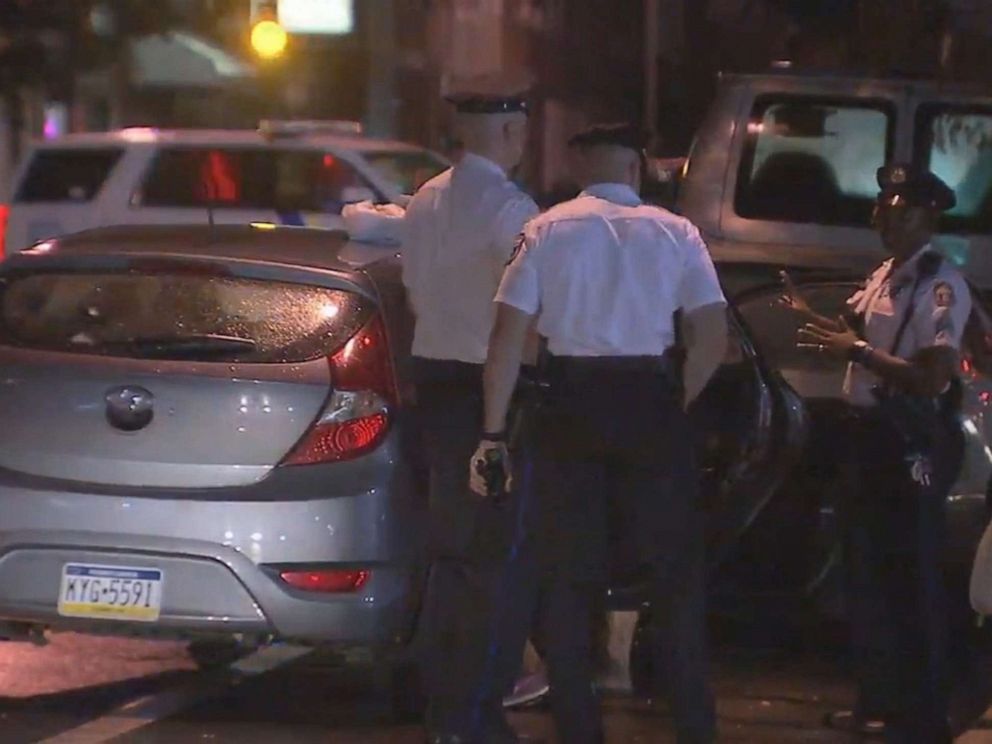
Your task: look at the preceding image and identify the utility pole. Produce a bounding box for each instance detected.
[365,0,396,138]
[643,0,660,137]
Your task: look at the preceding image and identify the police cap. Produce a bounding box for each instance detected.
[876,163,956,212]
[567,123,648,154]
[444,93,528,115]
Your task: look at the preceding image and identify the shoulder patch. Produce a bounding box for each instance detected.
[507,233,526,266]
[934,281,956,308]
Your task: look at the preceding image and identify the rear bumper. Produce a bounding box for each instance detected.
[0,449,427,647]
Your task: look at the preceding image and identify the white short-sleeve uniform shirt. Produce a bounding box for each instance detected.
[844,247,971,407]
[495,183,726,356]
[401,153,539,364]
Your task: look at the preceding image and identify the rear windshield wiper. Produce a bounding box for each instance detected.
[99,334,258,360]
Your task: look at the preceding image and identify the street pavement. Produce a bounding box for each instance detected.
[0,633,988,742]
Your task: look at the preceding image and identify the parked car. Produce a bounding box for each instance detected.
[1,223,990,727]
[674,71,992,292]
[0,120,449,259]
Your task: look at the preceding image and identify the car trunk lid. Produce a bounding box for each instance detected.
[0,254,377,488]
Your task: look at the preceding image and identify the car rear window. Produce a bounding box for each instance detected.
[134,147,381,214]
[916,104,992,234]
[0,272,373,363]
[15,148,124,203]
[735,96,895,227]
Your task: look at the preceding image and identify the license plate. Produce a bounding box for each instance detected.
[58,564,163,622]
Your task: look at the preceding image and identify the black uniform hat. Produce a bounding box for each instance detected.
[567,122,648,153]
[444,93,528,115]
[876,163,957,211]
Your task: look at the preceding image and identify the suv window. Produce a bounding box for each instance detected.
[135,148,380,214]
[0,271,372,363]
[916,105,992,233]
[15,148,124,203]
[735,96,894,227]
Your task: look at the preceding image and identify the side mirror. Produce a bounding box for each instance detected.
[340,186,377,204]
[643,157,686,210]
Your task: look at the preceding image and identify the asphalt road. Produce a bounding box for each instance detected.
[0,633,989,743]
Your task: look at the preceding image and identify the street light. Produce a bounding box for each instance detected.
[250,2,287,60]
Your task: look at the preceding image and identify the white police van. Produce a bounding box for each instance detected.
[1,120,448,258]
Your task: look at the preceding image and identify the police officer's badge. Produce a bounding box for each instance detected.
[507,233,525,266]
[934,281,955,307]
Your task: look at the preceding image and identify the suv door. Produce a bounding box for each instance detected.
[6,146,128,252]
[124,146,385,230]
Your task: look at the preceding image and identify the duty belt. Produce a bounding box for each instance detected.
[546,354,675,375]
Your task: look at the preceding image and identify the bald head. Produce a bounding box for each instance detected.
[454,111,528,172]
[575,143,642,191]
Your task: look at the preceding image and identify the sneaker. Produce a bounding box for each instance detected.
[503,671,550,709]
[824,710,886,737]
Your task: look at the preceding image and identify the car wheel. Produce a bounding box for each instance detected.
[948,579,992,736]
[187,638,259,669]
[376,658,426,723]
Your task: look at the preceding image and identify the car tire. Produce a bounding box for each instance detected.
[948,584,992,736]
[187,638,259,670]
[380,658,426,723]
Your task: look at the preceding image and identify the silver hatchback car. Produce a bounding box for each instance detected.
[0,224,426,656]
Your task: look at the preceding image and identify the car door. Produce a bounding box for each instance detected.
[607,302,807,609]
[691,304,809,573]
[730,278,992,605]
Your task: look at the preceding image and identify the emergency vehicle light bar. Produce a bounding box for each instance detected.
[258,119,364,139]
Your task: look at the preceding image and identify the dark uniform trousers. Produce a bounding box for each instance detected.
[414,358,520,740]
[839,407,964,743]
[486,357,716,744]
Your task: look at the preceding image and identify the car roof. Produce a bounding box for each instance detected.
[720,71,992,102]
[11,224,394,274]
[31,128,430,154]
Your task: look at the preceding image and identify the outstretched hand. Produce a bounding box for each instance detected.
[797,316,859,359]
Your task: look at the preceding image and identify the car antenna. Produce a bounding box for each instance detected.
[206,180,216,228]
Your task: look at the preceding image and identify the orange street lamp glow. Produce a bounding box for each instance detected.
[251,19,288,59]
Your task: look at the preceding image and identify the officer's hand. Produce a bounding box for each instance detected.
[797,316,859,358]
[778,271,812,316]
[469,440,513,500]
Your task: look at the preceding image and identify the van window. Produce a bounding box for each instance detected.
[134,148,381,214]
[15,149,124,203]
[916,105,992,233]
[735,97,894,227]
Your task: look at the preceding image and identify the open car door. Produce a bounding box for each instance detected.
[608,303,807,609]
[726,277,992,606]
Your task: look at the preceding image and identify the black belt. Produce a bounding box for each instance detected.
[547,353,675,375]
[411,357,483,386]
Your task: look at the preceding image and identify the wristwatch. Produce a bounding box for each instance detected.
[849,340,874,366]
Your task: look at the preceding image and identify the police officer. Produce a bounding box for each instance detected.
[402,90,539,744]
[470,123,728,744]
[788,164,968,743]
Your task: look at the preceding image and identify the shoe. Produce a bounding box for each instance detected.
[824,710,886,737]
[503,671,550,709]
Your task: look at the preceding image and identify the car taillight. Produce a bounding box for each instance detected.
[279,569,370,593]
[281,314,397,466]
[0,205,9,260]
